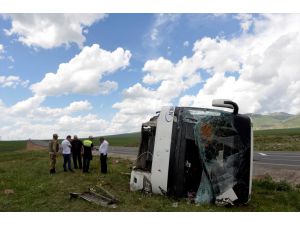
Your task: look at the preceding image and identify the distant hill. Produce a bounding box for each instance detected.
[246,112,300,130]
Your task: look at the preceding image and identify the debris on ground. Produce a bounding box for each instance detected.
[172,202,178,208]
[112,160,119,164]
[120,172,131,176]
[70,185,118,208]
[4,189,14,195]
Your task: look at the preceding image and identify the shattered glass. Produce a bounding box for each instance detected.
[183,109,251,205]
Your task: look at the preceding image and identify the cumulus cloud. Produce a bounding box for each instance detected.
[111,48,203,133]
[0,75,29,88]
[30,44,131,96]
[111,14,300,135]
[0,113,110,140]
[0,43,132,139]
[234,14,254,32]
[178,14,300,114]
[3,14,106,49]
[0,96,105,140]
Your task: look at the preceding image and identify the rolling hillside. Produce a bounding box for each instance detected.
[248,112,300,130]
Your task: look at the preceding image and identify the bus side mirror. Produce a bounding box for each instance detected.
[212,99,239,115]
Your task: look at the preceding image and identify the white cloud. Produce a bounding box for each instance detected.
[0,75,29,88]
[148,14,181,47]
[111,14,300,135]
[0,44,4,53]
[10,95,46,114]
[111,48,203,133]
[2,14,300,140]
[0,44,4,59]
[7,56,14,62]
[3,14,107,49]
[30,44,131,96]
[180,14,300,114]
[0,43,132,140]
[0,95,107,140]
[183,41,189,47]
[98,80,118,95]
[235,14,254,32]
[179,95,196,107]
[0,113,110,140]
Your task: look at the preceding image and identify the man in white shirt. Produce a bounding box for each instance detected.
[99,137,109,173]
[61,135,74,172]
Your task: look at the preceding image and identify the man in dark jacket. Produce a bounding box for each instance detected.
[82,136,94,173]
[71,135,83,169]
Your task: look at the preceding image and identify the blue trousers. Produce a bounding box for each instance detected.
[63,154,72,171]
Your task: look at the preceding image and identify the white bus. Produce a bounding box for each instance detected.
[130,99,253,205]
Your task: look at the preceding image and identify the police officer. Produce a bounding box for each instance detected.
[82,136,94,173]
[49,133,59,174]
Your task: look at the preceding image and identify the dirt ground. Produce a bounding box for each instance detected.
[253,163,300,185]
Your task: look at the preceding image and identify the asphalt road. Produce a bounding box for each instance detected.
[105,147,300,183]
[107,147,300,170]
[254,151,300,170]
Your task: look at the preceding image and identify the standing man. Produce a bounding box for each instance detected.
[61,135,74,172]
[82,136,94,173]
[99,137,109,174]
[71,135,83,169]
[49,133,59,174]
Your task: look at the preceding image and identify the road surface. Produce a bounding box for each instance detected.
[254,151,300,170]
[104,147,300,184]
[29,139,300,184]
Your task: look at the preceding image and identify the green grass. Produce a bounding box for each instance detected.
[0,141,27,152]
[254,128,300,136]
[94,132,141,147]
[0,149,300,211]
[1,127,300,152]
[254,128,300,151]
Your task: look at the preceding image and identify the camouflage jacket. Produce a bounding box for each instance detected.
[49,139,59,155]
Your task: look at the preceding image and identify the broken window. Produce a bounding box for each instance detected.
[191,110,251,204]
[135,118,157,171]
[168,108,251,205]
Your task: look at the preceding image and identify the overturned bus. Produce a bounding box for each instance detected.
[130,99,253,205]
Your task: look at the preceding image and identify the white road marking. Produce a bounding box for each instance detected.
[254,162,300,167]
[260,158,300,162]
[258,152,268,156]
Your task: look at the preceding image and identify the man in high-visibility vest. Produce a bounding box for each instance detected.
[82,136,94,173]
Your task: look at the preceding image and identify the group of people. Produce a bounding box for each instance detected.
[48,133,109,174]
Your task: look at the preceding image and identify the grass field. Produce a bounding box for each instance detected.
[0,148,299,211]
[254,128,300,151]
[0,141,27,152]
[1,127,300,152]
[103,128,300,151]
[95,132,141,147]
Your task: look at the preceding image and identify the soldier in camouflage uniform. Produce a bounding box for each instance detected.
[49,133,59,174]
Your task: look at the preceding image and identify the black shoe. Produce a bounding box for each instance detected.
[70,169,74,173]
[64,169,67,172]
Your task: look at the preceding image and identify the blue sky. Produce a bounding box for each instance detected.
[1,14,300,139]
